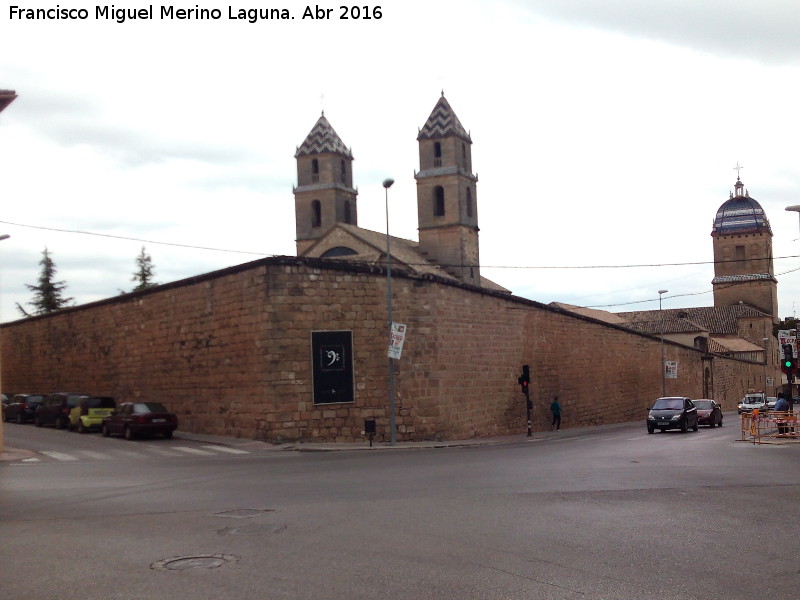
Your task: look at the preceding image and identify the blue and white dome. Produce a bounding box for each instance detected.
[712,178,771,235]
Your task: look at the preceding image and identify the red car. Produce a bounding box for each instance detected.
[102,402,178,440]
[693,399,723,427]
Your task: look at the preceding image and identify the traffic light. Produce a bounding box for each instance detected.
[518,364,530,394]
[782,344,796,376]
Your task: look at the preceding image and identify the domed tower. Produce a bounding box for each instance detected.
[415,93,480,285]
[294,113,357,255]
[711,176,778,317]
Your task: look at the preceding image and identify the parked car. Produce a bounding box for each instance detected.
[1,394,9,420]
[767,397,778,410]
[35,392,89,429]
[693,399,723,427]
[102,402,178,440]
[738,392,767,414]
[3,394,46,424]
[69,396,116,433]
[647,397,699,433]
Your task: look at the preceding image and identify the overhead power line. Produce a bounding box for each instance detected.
[2,219,799,271]
[0,220,272,256]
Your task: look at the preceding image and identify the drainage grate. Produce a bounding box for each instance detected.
[151,554,239,571]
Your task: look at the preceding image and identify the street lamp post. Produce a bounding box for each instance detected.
[659,289,668,397]
[0,234,9,455]
[383,178,397,446]
[762,337,770,395]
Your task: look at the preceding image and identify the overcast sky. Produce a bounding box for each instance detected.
[1,0,800,324]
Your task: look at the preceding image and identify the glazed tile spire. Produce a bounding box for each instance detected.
[295,112,353,158]
[417,93,471,142]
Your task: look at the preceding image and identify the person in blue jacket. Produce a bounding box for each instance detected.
[550,396,562,430]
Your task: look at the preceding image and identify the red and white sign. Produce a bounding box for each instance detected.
[778,330,797,358]
[388,323,407,359]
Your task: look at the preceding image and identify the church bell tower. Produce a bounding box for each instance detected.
[294,113,357,255]
[415,94,481,285]
[711,176,778,318]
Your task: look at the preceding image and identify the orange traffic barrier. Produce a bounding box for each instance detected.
[740,411,799,444]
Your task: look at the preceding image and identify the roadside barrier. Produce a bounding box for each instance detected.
[740,410,799,444]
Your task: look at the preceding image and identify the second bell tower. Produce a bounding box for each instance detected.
[415,94,481,285]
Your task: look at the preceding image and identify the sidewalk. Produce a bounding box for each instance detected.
[175,422,633,452]
[1,420,638,462]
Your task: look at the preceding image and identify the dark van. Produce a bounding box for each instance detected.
[35,392,88,429]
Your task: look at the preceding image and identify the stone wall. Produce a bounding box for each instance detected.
[0,256,761,442]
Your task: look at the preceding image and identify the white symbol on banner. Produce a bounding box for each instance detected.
[325,350,340,366]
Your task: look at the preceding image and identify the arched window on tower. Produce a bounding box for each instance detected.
[311,200,322,228]
[466,187,473,218]
[311,159,319,183]
[462,143,467,166]
[434,142,442,167]
[340,159,346,184]
[344,201,352,224]
[434,186,445,217]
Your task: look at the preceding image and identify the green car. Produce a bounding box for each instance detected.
[69,396,116,433]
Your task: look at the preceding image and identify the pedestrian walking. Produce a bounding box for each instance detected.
[774,393,789,435]
[550,396,561,430]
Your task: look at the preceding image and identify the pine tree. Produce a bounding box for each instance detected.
[17,248,74,316]
[131,246,157,292]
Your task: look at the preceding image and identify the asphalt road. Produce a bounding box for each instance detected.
[2,415,799,600]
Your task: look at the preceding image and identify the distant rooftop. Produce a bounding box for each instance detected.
[0,90,17,113]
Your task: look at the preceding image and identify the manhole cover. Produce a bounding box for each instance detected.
[218,523,287,536]
[213,508,275,519]
[151,554,239,571]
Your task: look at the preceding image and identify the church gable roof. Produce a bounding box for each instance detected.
[295,113,353,158]
[299,223,510,292]
[617,304,769,336]
[417,94,471,142]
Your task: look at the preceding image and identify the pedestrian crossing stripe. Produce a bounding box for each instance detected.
[40,451,78,461]
[201,445,249,454]
[26,445,251,462]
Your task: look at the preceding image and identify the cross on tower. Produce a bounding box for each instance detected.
[733,161,744,178]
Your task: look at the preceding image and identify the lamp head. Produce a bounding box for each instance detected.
[382,178,394,189]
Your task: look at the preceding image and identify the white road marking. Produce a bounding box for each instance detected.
[202,445,249,455]
[40,451,78,461]
[77,450,107,460]
[172,446,216,456]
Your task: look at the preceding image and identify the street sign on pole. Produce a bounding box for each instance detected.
[665,361,678,379]
[778,330,797,359]
[388,323,407,359]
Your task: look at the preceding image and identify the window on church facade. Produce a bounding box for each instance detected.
[344,201,352,224]
[340,159,346,184]
[466,187,473,217]
[434,142,442,167]
[434,186,445,216]
[311,158,319,183]
[735,245,745,263]
[312,200,322,228]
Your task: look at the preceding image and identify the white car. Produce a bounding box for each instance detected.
[738,393,767,414]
